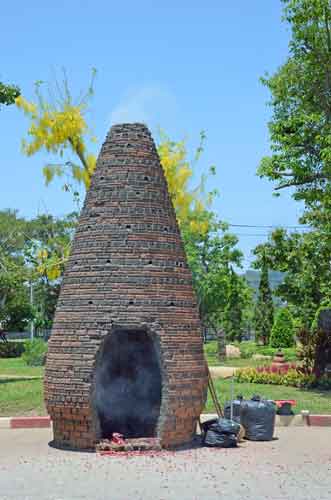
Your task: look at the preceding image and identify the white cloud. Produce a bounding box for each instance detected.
[109,84,177,127]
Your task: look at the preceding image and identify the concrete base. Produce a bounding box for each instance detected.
[275,414,306,427]
[0,418,11,429]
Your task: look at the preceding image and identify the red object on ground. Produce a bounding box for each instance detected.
[111,433,125,445]
[274,400,297,408]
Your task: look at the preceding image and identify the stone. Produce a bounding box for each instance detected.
[226,344,241,358]
[252,354,272,361]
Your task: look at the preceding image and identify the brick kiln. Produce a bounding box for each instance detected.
[44,123,208,450]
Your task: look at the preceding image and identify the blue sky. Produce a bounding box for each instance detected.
[1,1,304,268]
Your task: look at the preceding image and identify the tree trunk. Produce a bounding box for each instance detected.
[216,329,226,361]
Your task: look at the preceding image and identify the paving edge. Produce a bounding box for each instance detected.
[0,416,51,429]
[202,413,331,427]
[1,413,331,429]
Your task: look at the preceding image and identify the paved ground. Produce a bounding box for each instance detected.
[209,366,237,378]
[0,428,331,500]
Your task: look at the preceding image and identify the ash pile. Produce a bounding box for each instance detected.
[96,433,161,453]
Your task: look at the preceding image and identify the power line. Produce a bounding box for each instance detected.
[228,223,310,230]
[232,233,281,237]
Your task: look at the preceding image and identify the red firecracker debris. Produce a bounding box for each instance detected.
[111,433,125,445]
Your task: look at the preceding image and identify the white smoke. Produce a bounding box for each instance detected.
[109,84,177,126]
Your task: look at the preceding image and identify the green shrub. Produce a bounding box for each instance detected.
[237,341,297,361]
[235,367,317,388]
[22,339,47,366]
[281,370,315,388]
[270,308,295,348]
[204,341,218,356]
[0,341,25,358]
[280,347,298,361]
[237,341,257,359]
[235,367,283,385]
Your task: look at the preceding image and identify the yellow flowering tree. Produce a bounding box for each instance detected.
[157,130,218,237]
[16,72,220,278]
[15,69,97,192]
[17,73,217,235]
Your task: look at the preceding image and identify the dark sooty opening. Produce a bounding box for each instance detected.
[95,329,162,439]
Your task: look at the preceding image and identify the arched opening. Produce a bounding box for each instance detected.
[94,328,162,439]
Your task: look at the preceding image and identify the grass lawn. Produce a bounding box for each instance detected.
[0,358,44,377]
[0,357,45,416]
[204,343,271,368]
[0,354,330,417]
[0,369,330,417]
[215,358,272,368]
[0,379,46,416]
[204,340,297,367]
[1,376,330,417]
[205,378,331,415]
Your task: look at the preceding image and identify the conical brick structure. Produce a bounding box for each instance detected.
[45,123,208,450]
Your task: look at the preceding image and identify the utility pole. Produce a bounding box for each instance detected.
[30,281,34,341]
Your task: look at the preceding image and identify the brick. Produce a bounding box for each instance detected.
[45,123,208,450]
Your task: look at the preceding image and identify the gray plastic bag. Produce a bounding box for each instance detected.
[240,395,276,441]
[224,395,244,423]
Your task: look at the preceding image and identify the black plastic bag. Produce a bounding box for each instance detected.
[201,417,241,436]
[200,418,218,434]
[201,417,241,448]
[240,395,276,441]
[214,417,241,436]
[204,430,237,448]
[224,395,244,423]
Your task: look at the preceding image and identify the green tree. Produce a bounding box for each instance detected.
[254,228,331,326]
[254,255,274,345]
[258,0,331,221]
[184,218,242,337]
[0,210,32,330]
[0,210,77,332]
[25,212,77,281]
[223,268,253,343]
[24,212,77,330]
[0,254,32,331]
[223,269,243,342]
[270,307,295,348]
[0,81,20,107]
